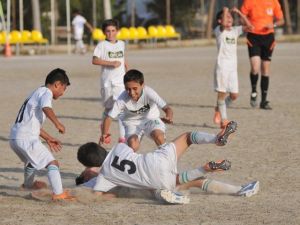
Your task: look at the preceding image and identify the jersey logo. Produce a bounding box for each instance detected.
[129,104,150,114]
[108,51,124,58]
[111,156,136,174]
[266,8,273,16]
[225,37,236,44]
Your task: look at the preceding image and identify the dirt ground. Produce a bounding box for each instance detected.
[0,42,299,225]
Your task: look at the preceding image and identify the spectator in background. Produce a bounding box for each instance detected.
[241,0,284,110]
[72,9,93,54]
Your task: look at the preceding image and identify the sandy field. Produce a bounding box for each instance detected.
[0,42,299,225]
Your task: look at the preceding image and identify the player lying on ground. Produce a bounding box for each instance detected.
[76,121,259,204]
[100,69,173,151]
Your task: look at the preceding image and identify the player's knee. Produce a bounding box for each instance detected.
[151,130,165,145]
[230,94,238,101]
[48,160,59,168]
[127,136,140,151]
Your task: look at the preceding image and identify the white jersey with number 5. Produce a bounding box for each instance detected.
[108,86,166,125]
[10,86,53,139]
[93,143,178,192]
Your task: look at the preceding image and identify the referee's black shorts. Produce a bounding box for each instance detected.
[246,32,275,61]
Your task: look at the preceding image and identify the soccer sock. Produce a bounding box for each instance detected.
[225,96,233,107]
[179,167,207,184]
[250,73,259,93]
[23,163,36,188]
[47,165,63,195]
[201,179,241,194]
[190,131,216,144]
[261,75,269,103]
[217,100,227,120]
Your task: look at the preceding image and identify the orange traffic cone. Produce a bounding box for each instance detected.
[4,42,12,57]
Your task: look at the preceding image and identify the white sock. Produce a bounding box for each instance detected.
[202,179,241,194]
[47,165,63,195]
[24,164,36,188]
[225,96,233,107]
[217,100,227,120]
[179,167,207,184]
[190,131,216,144]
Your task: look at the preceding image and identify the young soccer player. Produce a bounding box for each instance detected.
[213,7,253,128]
[76,121,259,204]
[9,68,75,201]
[100,69,173,151]
[92,19,128,143]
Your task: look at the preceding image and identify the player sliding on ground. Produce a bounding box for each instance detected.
[76,121,259,204]
[100,69,173,151]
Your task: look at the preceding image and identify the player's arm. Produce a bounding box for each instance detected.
[85,21,94,33]
[124,58,129,72]
[40,128,62,152]
[161,105,173,124]
[231,7,253,31]
[100,115,113,144]
[92,56,121,68]
[43,107,65,134]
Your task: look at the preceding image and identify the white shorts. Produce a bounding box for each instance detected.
[214,67,239,93]
[124,118,166,140]
[151,143,178,190]
[9,139,55,170]
[101,81,124,109]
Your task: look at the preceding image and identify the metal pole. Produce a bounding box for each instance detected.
[19,0,23,31]
[131,0,135,27]
[66,0,71,54]
[7,0,11,33]
[103,0,112,19]
[206,0,215,39]
[92,0,97,28]
[51,0,55,45]
[166,0,170,25]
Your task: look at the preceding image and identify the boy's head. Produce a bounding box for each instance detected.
[216,7,233,28]
[77,142,108,167]
[123,69,145,101]
[102,19,119,42]
[45,68,70,99]
[72,8,80,16]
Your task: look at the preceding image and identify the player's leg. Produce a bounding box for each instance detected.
[259,33,274,110]
[226,92,238,107]
[147,118,166,147]
[216,91,229,128]
[127,135,140,152]
[172,121,237,160]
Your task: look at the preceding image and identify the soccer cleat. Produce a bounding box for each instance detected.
[237,181,259,197]
[213,107,221,124]
[52,190,76,201]
[220,119,230,129]
[250,92,257,108]
[216,121,237,146]
[154,189,190,204]
[207,159,231,171]
[260,101,272,110]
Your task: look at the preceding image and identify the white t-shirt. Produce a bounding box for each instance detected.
[214,25,243,69]
[72,14,87,40]
[10,86,53,139]
[93,143,177,192]
[108,86,166,125]
[93,40,126,86]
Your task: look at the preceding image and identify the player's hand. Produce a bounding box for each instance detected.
[230,7,240,14]
[46,138,62,152]
[161,117,173,124]
[56,122,65,134]
[99,134,111,145]
[112,61,121,68]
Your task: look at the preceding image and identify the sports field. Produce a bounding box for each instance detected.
[0,43,299,225]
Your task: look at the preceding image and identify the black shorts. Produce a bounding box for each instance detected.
[246,32,275,61]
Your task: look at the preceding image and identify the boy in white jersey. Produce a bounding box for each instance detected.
[213,7,252,128]
[72,9,93,54]
[75,121,259,204]
[92,19,128,144]
[100,69,173,151]
[9,68,75,201]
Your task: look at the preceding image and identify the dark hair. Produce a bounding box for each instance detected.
[124,69,144,85]
[216,10,224,22]
[45,68,70,86]
[77,142,108,167]
[102,19,119,31]
[72,8,80,15]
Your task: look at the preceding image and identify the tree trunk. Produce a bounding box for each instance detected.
[206,0,215,39]
[283,0,292,34]
[31,0,41,31]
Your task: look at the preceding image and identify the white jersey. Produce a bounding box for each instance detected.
[72,15,86,40]
[93,40,126,86]
[93,143,177,192]
[10,86,52,139]
[108,86,166,125]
